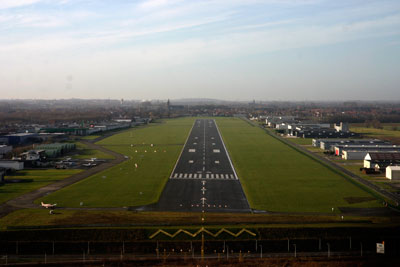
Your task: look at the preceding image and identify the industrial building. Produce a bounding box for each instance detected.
[0,133,39,145]
[334,122,349,132]
[0,160,24,170]
[265,116,297,128]
[364,152,400,169]
[297,128,357,139]
[386,166,400,180]
[35,143,76,158]
[334,144,400,156]
[343,148,400,160]
[313,139,389,151]
[41,121,132,136]
[0,145,12,159]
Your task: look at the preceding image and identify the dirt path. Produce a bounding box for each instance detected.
[0,137,127,218]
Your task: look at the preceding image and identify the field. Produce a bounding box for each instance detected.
[37,117,383,212]
[0,208,394,230]
[216,117,381,212]
[80,135,101,140]
[38,118,195,207]
[350,124,400,144]
[71,141,115,160]
[283,137,312,145]
[0,169,82,204]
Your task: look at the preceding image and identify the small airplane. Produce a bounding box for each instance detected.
[85,158,97,162]
[41,202,57,209]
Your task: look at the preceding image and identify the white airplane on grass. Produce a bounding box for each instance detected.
[41,202,57,209]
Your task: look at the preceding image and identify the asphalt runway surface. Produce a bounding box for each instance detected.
[144,119,250,213]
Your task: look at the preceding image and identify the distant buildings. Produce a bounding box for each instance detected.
[386,166,400,180]
[265,116,358,139]
[0,133,39,145]
[313,139,388,151]
[0,160,24,170]
[0,145,12,159]
[363,152,400,169]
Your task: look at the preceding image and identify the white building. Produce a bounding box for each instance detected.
[386,166,400,180]
[0,161,24,170]
[0,145,12,159]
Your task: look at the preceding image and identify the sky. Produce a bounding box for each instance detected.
[1,0,400,101]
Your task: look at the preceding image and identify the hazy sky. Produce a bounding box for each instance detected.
[1,0,400,101]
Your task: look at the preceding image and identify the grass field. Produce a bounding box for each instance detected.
[284,137,312,145]
[350,125,400,145]
[0,209,393,230]
[350,126,400,138]
[81,135,101,140]
[71,142,115,160]
[216,117,382,212]
[0,169,82,204]
[38,118,195,207]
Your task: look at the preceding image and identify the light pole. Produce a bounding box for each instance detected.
[293,244,297,258]
[327,243,330,258]
[260,245,263,258]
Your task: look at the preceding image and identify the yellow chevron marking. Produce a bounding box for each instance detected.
[149,227,256,239]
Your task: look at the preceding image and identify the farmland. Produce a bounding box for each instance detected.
[216,117,381,212]
[38,118,195,207]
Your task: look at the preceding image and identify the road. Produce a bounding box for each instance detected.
[145,119,251,213]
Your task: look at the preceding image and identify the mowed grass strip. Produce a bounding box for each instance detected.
[1,209,392,230]
[0,169,82,204]
[216,117,382,213]
[38,118,195,208]
[71,142,115,160]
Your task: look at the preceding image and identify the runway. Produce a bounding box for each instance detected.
[149,119,251,213]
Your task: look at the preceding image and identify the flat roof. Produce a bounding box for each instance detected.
[5,133,37,137]
[387,166,400,170]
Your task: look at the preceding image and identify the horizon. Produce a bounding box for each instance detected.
[1,0,400,101]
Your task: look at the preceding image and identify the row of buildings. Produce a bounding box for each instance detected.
[264,116,358,138]
[312,138,400,180]
[312,138,400,160]
[0,118,151,146]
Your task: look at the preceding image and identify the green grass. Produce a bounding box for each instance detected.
[0,169,82,204]
[38,118,195,207]
[285,138,312,145]
[350,126,400,138]
[71,142,115,160]
[216,117,382,213]
[1,208,393,230]
[81,135,101,140]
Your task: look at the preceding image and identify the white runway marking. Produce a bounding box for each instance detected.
[189,160,194,164]
[213,149,220,153]
[170,173,237,180]
[189,149,196,153]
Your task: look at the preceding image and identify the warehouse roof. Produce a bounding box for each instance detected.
[365,152,400,161]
